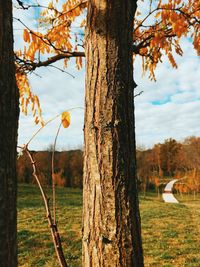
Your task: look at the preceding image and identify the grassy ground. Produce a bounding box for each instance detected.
[18,184,200,267]
[140,193,200,267]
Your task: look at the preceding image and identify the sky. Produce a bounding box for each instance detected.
[13,0,200,151]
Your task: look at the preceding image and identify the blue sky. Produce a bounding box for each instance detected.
[13,0,200,150]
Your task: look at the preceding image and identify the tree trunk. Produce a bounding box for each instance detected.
[0,1,19,266]
[83,1,144,266]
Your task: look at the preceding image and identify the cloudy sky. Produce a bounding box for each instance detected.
[14,0,200,151]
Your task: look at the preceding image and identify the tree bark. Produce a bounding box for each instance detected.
[0,1,19,266]
[83,1,144,266]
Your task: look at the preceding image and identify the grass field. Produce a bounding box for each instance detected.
[18,184,200,267]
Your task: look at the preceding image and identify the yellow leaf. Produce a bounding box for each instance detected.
[61,111,70,128]
[23,29,30,43]
[80,19,86,28]
[25,98,29,107]
[35,116,39,124]
[33,109,36,117]
[155,12,161,19]
[48,1,54,9]
[21,97,24,107]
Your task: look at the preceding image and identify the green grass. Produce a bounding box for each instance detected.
[140,193,200,267]
[18,184,82,267]
[18,184,200,266]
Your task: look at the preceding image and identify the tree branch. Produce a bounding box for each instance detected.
[134,91,143,98]
[15,52,85,73]
[15,0,62,14]
[16,0,27,10]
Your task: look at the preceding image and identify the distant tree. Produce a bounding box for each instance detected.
[136,138,199,192]
[35,151,52,184]
[183,137,200,192]
[137,149,155,194]
[57,152,72,187]
[160,138,183,176]
[69,150,83,188]
[0,1,19,265]
[184,137,200,171]
[152,144,163,178]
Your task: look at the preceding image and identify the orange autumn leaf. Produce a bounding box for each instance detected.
[16,72,44,125]
[23,29,30,43]
[168,52,178,68]
[139,47,148,55]
[61,111,71,128]
[155,11,161,19]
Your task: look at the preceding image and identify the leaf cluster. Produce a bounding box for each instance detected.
[134,0,200,79]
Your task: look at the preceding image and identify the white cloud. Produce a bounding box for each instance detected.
[135,38,200,148]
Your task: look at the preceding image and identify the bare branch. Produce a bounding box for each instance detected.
[134,91,144,98]
[15,0,62,14]
[47,65,75,79]
[16,0,27,10]
[25,146,68,267]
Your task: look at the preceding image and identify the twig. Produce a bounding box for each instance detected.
[26,114,60,146]
[16,0,27,9]
[52,123,62,225]
[25,146,68,267]
[15,0,62,14]
[134,91,144,98]
[26,107,83,146]
[48,65,75,79]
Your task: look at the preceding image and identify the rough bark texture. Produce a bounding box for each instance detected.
[0,1,19,266]
[83,0,144,266]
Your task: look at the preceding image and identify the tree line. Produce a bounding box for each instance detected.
[17,136,200,194]
[137,136,200,195]
[17,149,83,188]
